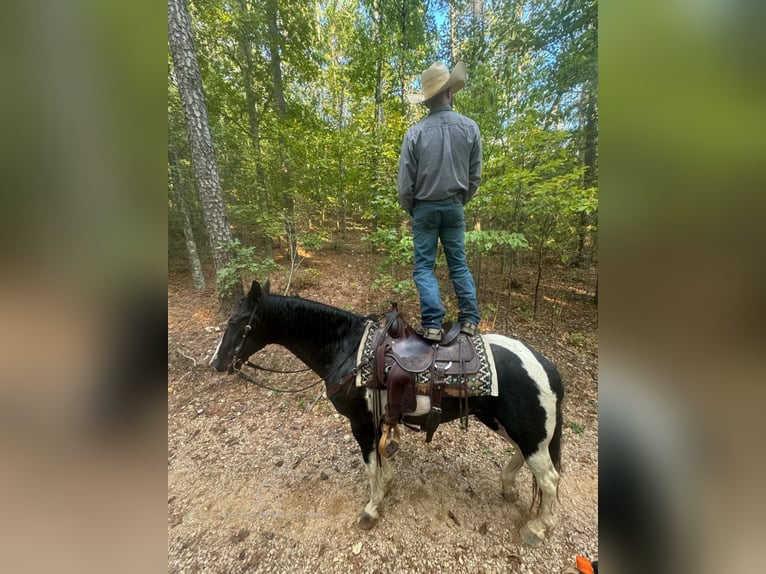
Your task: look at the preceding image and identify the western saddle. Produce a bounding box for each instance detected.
[367,303,481,458]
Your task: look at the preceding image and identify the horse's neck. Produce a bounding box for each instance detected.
[263,296,363,377]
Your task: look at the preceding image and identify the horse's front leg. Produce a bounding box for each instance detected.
[349,414,393,530]
[359,450,393,529]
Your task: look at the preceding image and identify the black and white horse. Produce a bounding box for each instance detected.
[210,280,564,546]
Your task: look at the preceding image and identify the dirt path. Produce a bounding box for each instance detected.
[168,241,598,573]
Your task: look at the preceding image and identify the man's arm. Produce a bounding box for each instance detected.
[397,132,417,215]
[465,123,482,204]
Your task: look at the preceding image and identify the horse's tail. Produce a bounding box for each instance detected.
[531,393,564,511]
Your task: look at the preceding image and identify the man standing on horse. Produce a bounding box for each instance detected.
[398,61,482,341]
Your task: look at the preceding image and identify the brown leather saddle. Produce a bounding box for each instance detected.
[367,304,481,457]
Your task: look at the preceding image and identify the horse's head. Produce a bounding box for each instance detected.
[210,280,271,373]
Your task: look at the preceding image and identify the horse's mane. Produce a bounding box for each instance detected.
[262,292,368,338]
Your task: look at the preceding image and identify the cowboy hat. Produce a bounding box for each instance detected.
[407,61,467,104]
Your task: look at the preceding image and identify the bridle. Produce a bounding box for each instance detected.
[227,304,378,395]
[230,303,259,370]
[229,303,310,373]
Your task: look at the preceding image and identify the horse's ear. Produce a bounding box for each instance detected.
[263,279,271,294]
[247,280,262,304]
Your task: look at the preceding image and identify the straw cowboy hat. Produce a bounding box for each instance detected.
[407,61,467,104]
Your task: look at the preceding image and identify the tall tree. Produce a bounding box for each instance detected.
[234,0,273,257]
[168,148,206,289]
[264,0,298,272]
[168,0,242,311]
[370,0,385,201]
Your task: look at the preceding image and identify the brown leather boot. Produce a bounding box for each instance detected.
[417,326,443,342]
[460,322,478,336]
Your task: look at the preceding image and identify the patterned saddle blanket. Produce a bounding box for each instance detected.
[353,307,498,455]
[354,310,498,399]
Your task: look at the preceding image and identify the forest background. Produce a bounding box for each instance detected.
[168,0,598,313]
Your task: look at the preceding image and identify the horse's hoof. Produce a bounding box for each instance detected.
[520,524,544,547]
[502,490,519,503]
[358,512,378,530]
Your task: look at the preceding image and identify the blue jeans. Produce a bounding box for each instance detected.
[411,198,481,329]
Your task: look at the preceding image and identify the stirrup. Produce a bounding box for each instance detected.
[378,423,401,458]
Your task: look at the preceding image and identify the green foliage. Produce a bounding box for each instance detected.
[371,275,418,302]
[290,267,321,290]
[480,302,498,325]
[366,220,417,302]
[299,231,324,252]
[568,331,587,345]
[228,203,284,241]
[215,239,279,294]
[466,230,528,254]
[568,421,586,435]
[366,225,413,266]
[169,0,598,287]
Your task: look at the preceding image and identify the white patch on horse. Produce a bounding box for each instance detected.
[363,454,393,520]
[210,335,224,366]
[365,389,431,417]
[483,334,559,441]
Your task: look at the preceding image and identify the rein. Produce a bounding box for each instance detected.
[232,318,380,395]
[234,342,369,394]
[234,365,329,393]
[243,360,310,375]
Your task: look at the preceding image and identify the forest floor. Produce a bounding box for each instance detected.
[168,235,598,574]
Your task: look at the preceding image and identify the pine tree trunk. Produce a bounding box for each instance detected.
[168,0,242,312]
[169,150,206,290]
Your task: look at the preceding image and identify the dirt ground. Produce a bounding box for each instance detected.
[168,238,598,573]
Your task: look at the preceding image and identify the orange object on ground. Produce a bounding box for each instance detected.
[575,555,594,574]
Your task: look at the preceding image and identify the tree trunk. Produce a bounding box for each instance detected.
[236,0,273,258]
[169,150,206,290]
[168,0,242,312]
[338,83,347,238]
[399,0,407,115]
[574,85,598,267]
[266,0,297,264]
[449,1,457,64]
[372,0,385,215]
[533,216,551,318]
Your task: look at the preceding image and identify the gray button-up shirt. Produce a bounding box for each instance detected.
[397,104,482,215]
